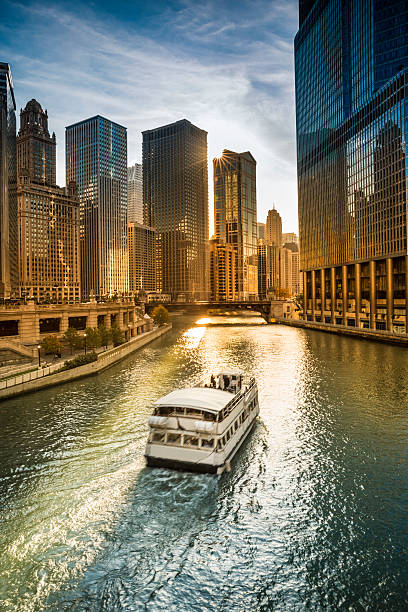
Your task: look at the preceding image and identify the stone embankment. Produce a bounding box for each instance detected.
[0,324,171,401]
[280,318,408,346]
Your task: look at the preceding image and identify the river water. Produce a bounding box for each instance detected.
[1,314,408,611]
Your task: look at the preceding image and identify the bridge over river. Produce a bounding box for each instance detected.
[146,300,290,323]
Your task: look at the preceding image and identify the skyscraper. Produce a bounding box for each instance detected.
[143,119,208,300]
[295,0,408,333]
[209,238,237,301]
[265,208,282,247]
[257,222,265,240]
[127,163,143,224]
[17,99,56,185]
[282,232,298,245]
[66,116,128,299]
[213,149,257,300]
[128,222,156,292]
[0,62,17,298]
[17,99,80,303]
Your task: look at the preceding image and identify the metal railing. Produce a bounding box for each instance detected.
[0,362,62,390]
[0,325,163,392]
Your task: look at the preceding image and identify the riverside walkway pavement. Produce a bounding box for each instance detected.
[0,324,171,401]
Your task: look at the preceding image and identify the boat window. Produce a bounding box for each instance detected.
[166,433,181,445]
[226,430,231,441]
[170,407,185,416]
[201,438,214,448]
[217,439,223,450]
[222,435,226,445]
[152,432,165,443]
[155,406,170,416]
[184,435,199,447]
[234,421,238,431]
[185,408,202,417]
[203,412,216,421]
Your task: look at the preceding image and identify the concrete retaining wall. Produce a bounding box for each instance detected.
[0,324,171,401]
[280,318,408,346]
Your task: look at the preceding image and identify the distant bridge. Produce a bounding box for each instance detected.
[146,300,278,323]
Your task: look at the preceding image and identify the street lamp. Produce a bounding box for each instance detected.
[84,332,87,355]
[37,344,41,368]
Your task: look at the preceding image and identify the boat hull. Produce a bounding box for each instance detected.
[146,417,258,475]
[145,455,218,474]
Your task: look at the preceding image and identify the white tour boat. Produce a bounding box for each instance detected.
[145,372,259,475]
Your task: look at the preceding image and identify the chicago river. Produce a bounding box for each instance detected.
[1,314,408,610]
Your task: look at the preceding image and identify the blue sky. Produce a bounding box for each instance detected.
[1,0,299,233]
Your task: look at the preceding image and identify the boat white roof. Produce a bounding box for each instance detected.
[218,370,243,376]
[152,387,234,413]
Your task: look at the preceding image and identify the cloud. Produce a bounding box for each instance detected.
[1,0,299,231]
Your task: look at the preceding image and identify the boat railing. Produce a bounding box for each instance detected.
[223,378,256,414]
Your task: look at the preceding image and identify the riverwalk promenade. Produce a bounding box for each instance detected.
[281,318,408,346]
[0,324,171,401]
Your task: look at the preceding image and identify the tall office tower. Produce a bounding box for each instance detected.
[128,163,143,224]
[265,208,282,246]
[282,232,298,245]
[66,116,128,299]
[295,0,408,333]
[284,242,302,295]
[257,222,265,240]
[0,62,17,298]
[128,222,156,292]
[143,119,208,301]
[213,149,257,300]
[209,238,237,301]
[279,247,293,295]
[257,240,268,300]
[16,100,80,302]
[17,99,56,185]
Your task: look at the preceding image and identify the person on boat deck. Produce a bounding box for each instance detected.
[223,375,230,390]
[210,375,216,388]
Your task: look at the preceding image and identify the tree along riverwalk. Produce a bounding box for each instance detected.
[0,324,171,401]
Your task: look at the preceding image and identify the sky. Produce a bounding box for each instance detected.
[1,0,299,234]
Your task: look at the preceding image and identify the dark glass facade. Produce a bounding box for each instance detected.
[295,0,408,333]
[143,119,209,301]
[0,62,17,298]
[213,150,258,300]
[66,116,128,299]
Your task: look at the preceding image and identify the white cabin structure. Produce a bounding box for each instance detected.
[145,372,259,474]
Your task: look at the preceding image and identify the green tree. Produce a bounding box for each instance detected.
[42,335,62,357]
[293,293,304,312]
[152,304,169,326]
[98,324,111,349]
[111,324,124,347]
[84,327,101,351]
[63,326,80,354]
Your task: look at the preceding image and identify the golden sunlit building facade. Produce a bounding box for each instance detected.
[16,99,80,302]
[213,150,257,300]
[128,222,156,292]
[143,119,209,301]
[209,238,237,301]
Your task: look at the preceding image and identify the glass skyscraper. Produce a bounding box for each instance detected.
[143,119,209,301]
[0,62,17,298]
[127,163,143,224]
[66,116,128,299]
[295,0,408,333]
[213,150,258,300]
